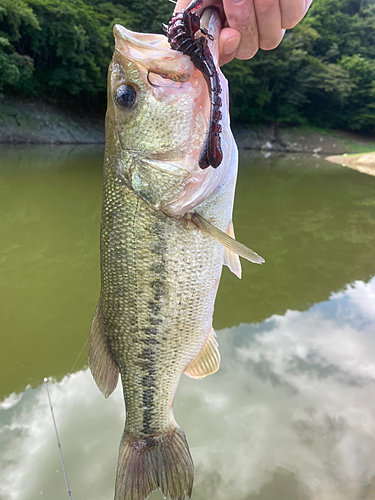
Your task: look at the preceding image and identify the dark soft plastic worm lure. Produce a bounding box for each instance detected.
[163,0,223,170]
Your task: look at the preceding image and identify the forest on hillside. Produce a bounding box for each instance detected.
[0,0,374,132]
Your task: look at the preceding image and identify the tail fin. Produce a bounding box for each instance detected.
[114,427,194,500]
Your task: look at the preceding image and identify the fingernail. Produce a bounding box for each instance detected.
[223,36,240,55]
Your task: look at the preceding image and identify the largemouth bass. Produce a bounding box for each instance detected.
[89,8,264,500]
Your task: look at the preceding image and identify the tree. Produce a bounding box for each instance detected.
[223,0,375,132]
[0,0,374,132]
[0,0,38,91]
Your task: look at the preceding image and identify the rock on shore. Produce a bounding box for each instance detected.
[233,125,375,155]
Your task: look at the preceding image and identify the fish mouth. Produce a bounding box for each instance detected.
[113,8,221,58]
[114,24,171,52]
[113,7,221,82]
[113,24,196,83]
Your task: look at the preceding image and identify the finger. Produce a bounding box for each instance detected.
[218,27,241,65]
[253,0,284,50]
[223,0,259,60]
[279,0,306,29]
[173,0,239,64]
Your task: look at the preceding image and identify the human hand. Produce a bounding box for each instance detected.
[174,0,313,65]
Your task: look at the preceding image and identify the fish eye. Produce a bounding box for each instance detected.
[115,84,137,108]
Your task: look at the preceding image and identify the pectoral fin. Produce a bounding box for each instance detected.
[188,212,265,265]
[223,220,242,279]
[88,307,119,398]
[184,330,220,379]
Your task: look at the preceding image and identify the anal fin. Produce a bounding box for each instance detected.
[184,330,220,379]
[223,220,242,279]
[88,306,119,398]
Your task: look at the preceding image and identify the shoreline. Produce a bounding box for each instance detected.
[1,96,374,155]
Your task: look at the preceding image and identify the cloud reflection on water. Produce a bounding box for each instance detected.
[1,277,375,500]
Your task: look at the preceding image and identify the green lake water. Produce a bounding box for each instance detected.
[1,144,375,500]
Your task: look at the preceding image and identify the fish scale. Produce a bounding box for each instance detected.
[100,169,224,436]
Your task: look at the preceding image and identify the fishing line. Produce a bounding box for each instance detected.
[69,336,89,374]
[53,336,88,406]
[44,378,73,500]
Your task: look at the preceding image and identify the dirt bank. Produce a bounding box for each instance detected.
[0,96,104,144]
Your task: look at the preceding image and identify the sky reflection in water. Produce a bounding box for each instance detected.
[1,276,375,500]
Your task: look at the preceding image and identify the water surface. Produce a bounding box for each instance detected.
[1,145,375,500]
